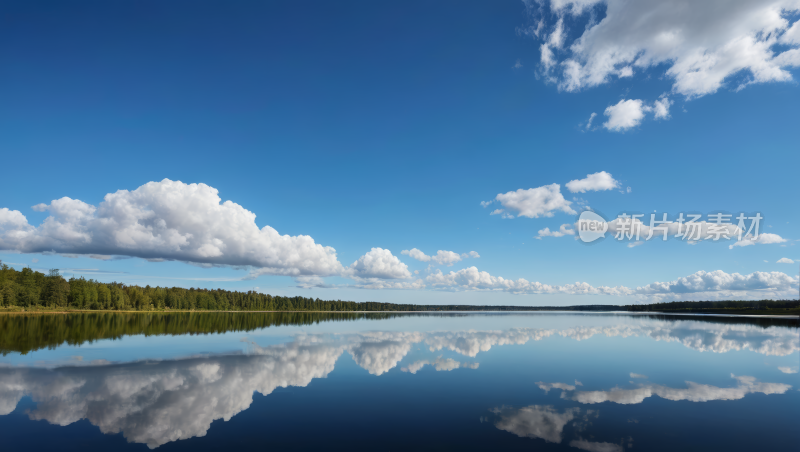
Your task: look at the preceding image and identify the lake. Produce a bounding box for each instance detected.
[1,312,798,451]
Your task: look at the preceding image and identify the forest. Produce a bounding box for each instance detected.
[0,262,418,312]
[1,262,798,314]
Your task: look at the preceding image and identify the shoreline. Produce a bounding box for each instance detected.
[0,308,797,318]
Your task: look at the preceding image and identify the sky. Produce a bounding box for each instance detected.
[1,0,799,305]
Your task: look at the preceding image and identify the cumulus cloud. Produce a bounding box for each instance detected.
[653,96,673,119]
[431,250,465,266]
[425,265,798,301]
[630,373,647,379]
[0,180,343,277]
[566,171,620,193]
[603,99,650,131]
[349,279,426,290]
[776,258,794,263]
[347,248,412,279]
[425,266,632,296]
[491,184,576,218]
[729,233,788,249]
[400,249,479,266]
[537,224,576,239]
[778,366,798,374]
[527,0,800,98]
[600,96,672,131]
[634,270,798,297]
[568,374,791,405]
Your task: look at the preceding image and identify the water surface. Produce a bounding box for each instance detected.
[1,312,798,451]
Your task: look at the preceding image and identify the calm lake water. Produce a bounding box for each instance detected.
[1,312,798,451]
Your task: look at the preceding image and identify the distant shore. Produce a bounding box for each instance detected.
[1,306,798,317]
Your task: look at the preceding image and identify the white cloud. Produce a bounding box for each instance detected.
[480,200,494,208]
[492,184,576,218]
[537,224,576,239]
[528,0,800,98]
[431,250,463,266]
[627,241,643,248]
[566,171,620,193]
[400,249,480,266]
[653,96,673,119]
[401,248,431,262]
[585,112,597,129]
[603,99,650,131]
[349,279,426,290]
[513,58,523,69]
[0,180,343,277]
[347,248,412,279]
[777,258,794,264]
[425,265,799,301]
[634,269,798,296]
[778,366,798,374]
[630,373,647,379]
[425,266,631,296]
[729,233,788,248]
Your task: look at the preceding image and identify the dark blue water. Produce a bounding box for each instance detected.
[1,312,798,451]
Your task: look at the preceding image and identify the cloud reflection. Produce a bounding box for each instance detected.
[425,328,555,357]
[401,357,479,374]
[569,438,624,452]
[0,319,796,448]
[0,329,496,448]
[539,374,792,405]
[558,321,799,356]
[492,405,580,443]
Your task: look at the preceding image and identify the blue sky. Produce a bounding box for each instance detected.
[1,0,798,305]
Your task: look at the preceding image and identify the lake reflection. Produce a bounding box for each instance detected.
[1,312,797,451]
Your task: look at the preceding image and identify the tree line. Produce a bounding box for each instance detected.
[1,262,797,313]
[0,263,421,312]
[624,299,800,312]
